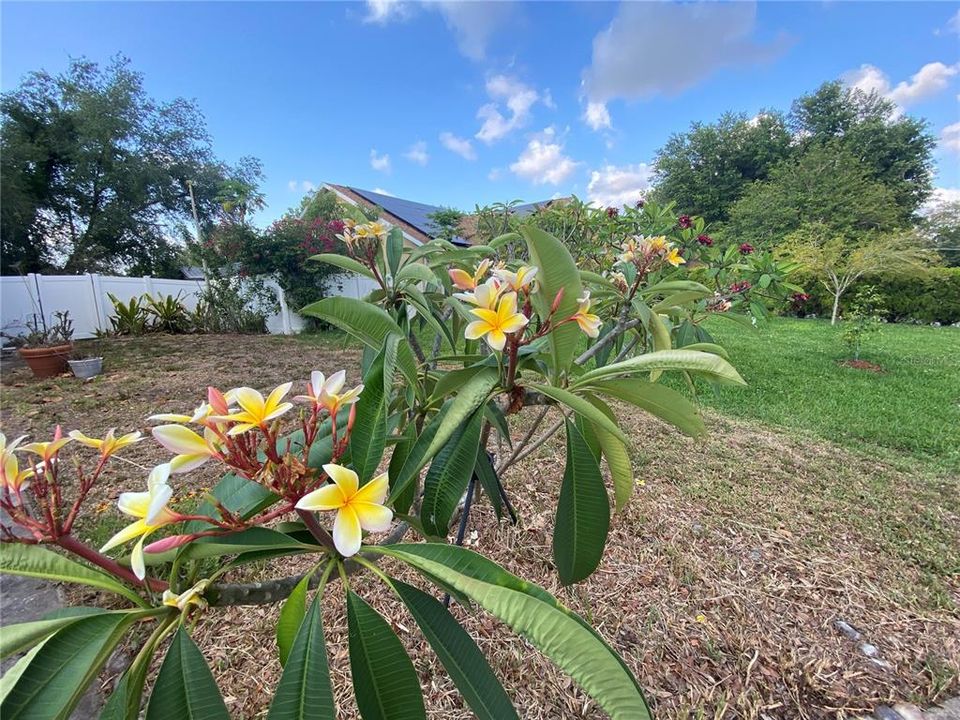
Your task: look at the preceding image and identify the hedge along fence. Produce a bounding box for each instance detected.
[792,268,960,324]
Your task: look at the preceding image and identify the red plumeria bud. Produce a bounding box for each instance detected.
[550,288,565,314]
[636,197,646,209]
[346,403,357,434]
[606,206,619,218]
[144,534,196,554]
[696,234,713,246]
[678,215,692,229]
[739,243,754,255]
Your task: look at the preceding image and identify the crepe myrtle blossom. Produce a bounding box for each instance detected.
[571,292,602,338]
[295,464,392,557]
[1,432,34,496]
[295,370,363,415]
[212,383,294,435]
[465,292,529,351]
[492,265,538,293]
[101,464,179,579]
[454,277,502,309]
[449,259,491,291]
[69,428,144,459]
[152,425,224,473]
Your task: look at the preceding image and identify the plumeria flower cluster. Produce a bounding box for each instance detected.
[618,235,686,271]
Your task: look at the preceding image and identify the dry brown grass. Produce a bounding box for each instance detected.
[2,333,958,719]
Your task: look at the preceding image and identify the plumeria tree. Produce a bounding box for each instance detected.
[1,216,770,718]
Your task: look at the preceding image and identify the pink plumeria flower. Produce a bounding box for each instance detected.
[295,464,392,557]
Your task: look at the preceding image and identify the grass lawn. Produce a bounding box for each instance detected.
[695,317,960,473]
[1,330,957,718]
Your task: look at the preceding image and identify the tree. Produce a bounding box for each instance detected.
[726,143,902,247]
[0,56,257,275]
[920,199,960,267]
[779,223,935,324]
[790,81,935,221]
[651,111,793,222]
[427,206,466,241]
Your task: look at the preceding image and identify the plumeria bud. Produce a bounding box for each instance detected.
[606,207,619,218]
[346,403,357,434]
[739,243,755,255]
[678,215,693,229]
[696,234,713,246]
[550,288,565,315]
[145,533,196,554]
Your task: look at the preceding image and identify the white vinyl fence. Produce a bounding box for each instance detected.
[0,272,377,341]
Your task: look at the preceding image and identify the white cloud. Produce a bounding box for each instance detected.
[287,180,298,192]
[363,1,511,60]
[919,187,960,217]
[941,122,960,155]
[939,9,960,35]
[439,131,477,160]
[370,148,391,173]
[404,140,429,166]
[587,163,653,208]
[364,0,408,24]
[288,180,316,193]
[372,187,395,197]
[487,167,502,181]
[509,127,579,186]
[581,0,788,127]
[843,62,959,108]
[583,101,612,131]
[475,75,544,144]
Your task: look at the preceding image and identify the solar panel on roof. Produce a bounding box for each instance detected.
[349,187,446,238]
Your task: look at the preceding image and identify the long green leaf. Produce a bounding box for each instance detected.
[0,610,107,659]
[268,595,336,720]
[387,404,450,507]
[351,346,388,483]
[581,395,634,510]
[308,253,375,280]
[276,573,311,668]
[145,628,229,720]
[420,367,497,471]
[421,408,483,537]
[146,527,314,567]
[0,544,145,607]
[386,227,403,278]
[581,378,706,437]
[299,298,417,386]
[185,472,277,533]
[571,349,745,388]
[520,226,582,377]
[523,381,628,444]
[374,545,650,720]
[473,448,503,520]
[554,421,610,585]
[391,579,518,720]
[347,591,425,720]
[2,611,141,719]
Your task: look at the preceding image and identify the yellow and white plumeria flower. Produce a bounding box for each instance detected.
[101,463,178,579]
[665,247,686,267]
[213,382,294,435]
[492,265,538,293]
[448,259,491,291]
[453,278,502,309]
[20,426,72,465]
[572,291,602,338]
[294,371,363,415]
[295,464,392,557]
[68,428,143,459]
[464,291,529,351]
[152,425,223,473]
[0,432,34,497]
[162,579,210,611]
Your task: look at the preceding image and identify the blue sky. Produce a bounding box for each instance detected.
[2,1,958,224]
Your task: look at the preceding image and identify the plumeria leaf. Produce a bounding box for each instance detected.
[387,403,451,507]
[347,591,425,720]
[276,573,311,668]
[421,407,483,537]
[571,349,745,388]
[184,473,277,534]
[553,420,610,585]
[2,610,143,719]
[420,367,497,468]
[268,595,336,720]
[145,628,229,720]
[0,609,107,659]
[523,382,629,445]
[473,448,503,521]
[351,346,388,484]
[0,544,146,607]
[581,394,634,510]
[580,378,707,437]
[372,544,651,720]
[390,578,518,720]
[520,226,583,378]
[308,253,376,280]
[386,227,404,279]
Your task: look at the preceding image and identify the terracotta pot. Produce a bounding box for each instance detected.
[18,343,73,378]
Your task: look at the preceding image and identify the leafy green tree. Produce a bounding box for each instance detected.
[651,111,793,222]
[0,56,256,275]
[726,143,901,247]
[790,81,935,221]
[920,199,960,267]
[779,223,934,324]
[427,206,466,241]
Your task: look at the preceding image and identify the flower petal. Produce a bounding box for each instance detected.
[131,535,150,580]
[152,425,210,456]
[117,491,151,519]
[295,482,347,511]
[333,506,362,557]
[145,484,173,526]
[486,329,507,351]
[325,370,346,395]
[169,453,211,474]
[68,430,101,449]
[100,519,149,553]
[354,502,393,532]
[233,387,266,417]
[323,463,358,497]
[499,313,528,334]
[309,371,325,397]
[354,472,389,504]
[464,320,489,340]
[263,402,293,422]
[265,382,294,412]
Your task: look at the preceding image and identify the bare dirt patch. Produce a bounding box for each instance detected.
[2,334,957,719]
[839,359,885,373]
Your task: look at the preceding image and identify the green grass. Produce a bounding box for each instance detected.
[698,316,960,472]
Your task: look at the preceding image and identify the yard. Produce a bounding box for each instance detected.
[1,320,957,718]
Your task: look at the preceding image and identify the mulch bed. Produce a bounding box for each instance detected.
[839,360,885,373]
[2,334,957,719]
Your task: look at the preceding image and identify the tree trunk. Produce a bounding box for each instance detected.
[831,291,841,325]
